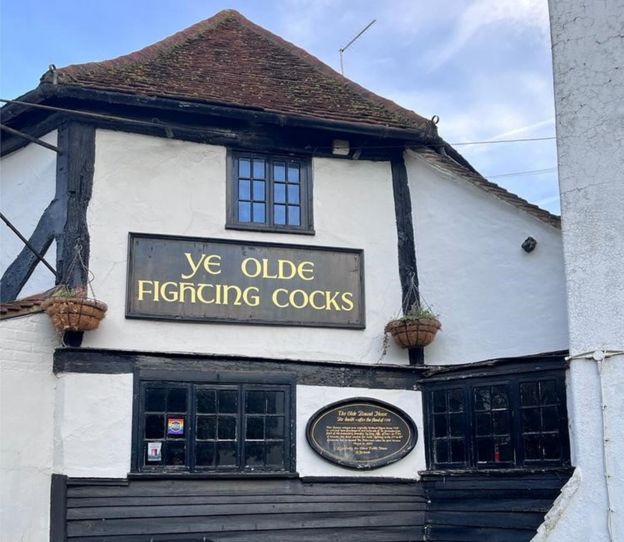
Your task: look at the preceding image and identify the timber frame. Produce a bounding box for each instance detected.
[0,121,95,302]
[53,347,426,389]
[1,86,430,363]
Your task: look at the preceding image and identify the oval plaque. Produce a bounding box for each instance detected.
[306,398,418,470]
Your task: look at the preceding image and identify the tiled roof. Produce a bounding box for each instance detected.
[44,10,431,132]
[411,146,561,228]
[0,291,52,319]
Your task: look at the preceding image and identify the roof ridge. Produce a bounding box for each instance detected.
[48,10,431,132]
[227,13,431,128]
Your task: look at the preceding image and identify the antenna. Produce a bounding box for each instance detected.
[339,19,376,75]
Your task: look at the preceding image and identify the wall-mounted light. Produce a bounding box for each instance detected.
[332,139,350,156]
[522,236,537,253]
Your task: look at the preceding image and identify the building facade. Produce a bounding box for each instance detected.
[1,10,573,541]
[533,1,624,540]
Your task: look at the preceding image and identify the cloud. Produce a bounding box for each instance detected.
[490,118,555,139]
[426,0,550,71]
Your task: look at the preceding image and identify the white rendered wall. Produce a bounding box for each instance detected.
[535,2,624,541]
[53,372,134,478]
[406,150,568,365]
[0,313,58,542]
[45,378,425,481]
[297,386,424,478]
[82,130,407,364]
[0,132,58,298]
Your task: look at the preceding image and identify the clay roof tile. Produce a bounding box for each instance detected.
[47,10,430,132]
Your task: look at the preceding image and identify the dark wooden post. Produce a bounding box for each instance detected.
[391,155,424,365]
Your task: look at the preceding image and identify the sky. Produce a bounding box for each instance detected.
[0,0,560,213]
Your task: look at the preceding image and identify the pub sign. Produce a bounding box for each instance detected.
[126,233,365,328]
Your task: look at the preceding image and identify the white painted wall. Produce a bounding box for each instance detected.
[32,376,425,481]
[0,313,58,542]
[535,2,624,541]
[82,130,407,364]
[53,373,134,478]
[297,386,424,478]
[0,132,58,298]
[406,150,569,364]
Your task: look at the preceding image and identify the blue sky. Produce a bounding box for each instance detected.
[0,0,560,213]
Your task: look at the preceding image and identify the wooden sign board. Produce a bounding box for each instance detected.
[126,233,365,328]
[306,398,417,470]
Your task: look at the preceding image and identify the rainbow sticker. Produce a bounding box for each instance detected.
[167,417,184,436]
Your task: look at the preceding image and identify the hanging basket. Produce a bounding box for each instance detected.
[385,318,441,348]
[42,296,108,332]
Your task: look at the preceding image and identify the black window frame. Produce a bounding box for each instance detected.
[226,150,314,234]
[134,378,295,475]
[423,368,570,472]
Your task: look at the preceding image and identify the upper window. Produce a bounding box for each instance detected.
[425,371,570,471]
[137,381,293,473]
[227,152,313,233]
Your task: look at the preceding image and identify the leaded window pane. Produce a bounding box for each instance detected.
[141,383,291,473]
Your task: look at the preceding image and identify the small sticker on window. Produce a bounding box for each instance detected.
[147,442,162,461]
[167,417,185,436]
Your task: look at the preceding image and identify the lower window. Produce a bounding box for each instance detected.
[425,369,570,470]
[138,382,293,473]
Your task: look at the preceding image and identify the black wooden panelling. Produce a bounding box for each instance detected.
[422,470,572,542]
[63,478,426,541]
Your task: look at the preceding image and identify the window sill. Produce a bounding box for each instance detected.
[225,223,315,236]
[128,471,300,480]
[419,466,573,478]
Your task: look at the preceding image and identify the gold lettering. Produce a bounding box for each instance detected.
[309,290,325,310]
[289,289,309,309]
[203,254,222,275]
[196,284,215,304]
[152,280,160,302]
[325,291,341,311]
[277,259,297,280]
[160,281,179,302]
[241,257,262,278]
[299,261,314,281]
[181,253,204,279]
[341,292,354,311]
[261,258,279,279]
[179,282,197,303]
[223,285,243,306]
[137,280,154,301]
[182,253,222,279]
[243,286,260,307]
[272,288,289,308]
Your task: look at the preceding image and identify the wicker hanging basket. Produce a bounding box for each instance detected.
[42,297,108,332]
[385,318,441,348]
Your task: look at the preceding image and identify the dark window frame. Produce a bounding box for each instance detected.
[133,377,296,475]
[226,150,314,235]
[423,369,570,472]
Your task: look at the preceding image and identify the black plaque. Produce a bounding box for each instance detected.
[306,398,417,469]
[126,233,365,328]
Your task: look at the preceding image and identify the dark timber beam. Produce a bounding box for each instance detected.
[53,348,426,389]
[55,122,95,288]
[1,85,440,144]
[0,122,95,303]
[0,208,56,302]
[391,156,424,365]
[49,474,67,542]
[0,123,61,153]
[0,113,63,157]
